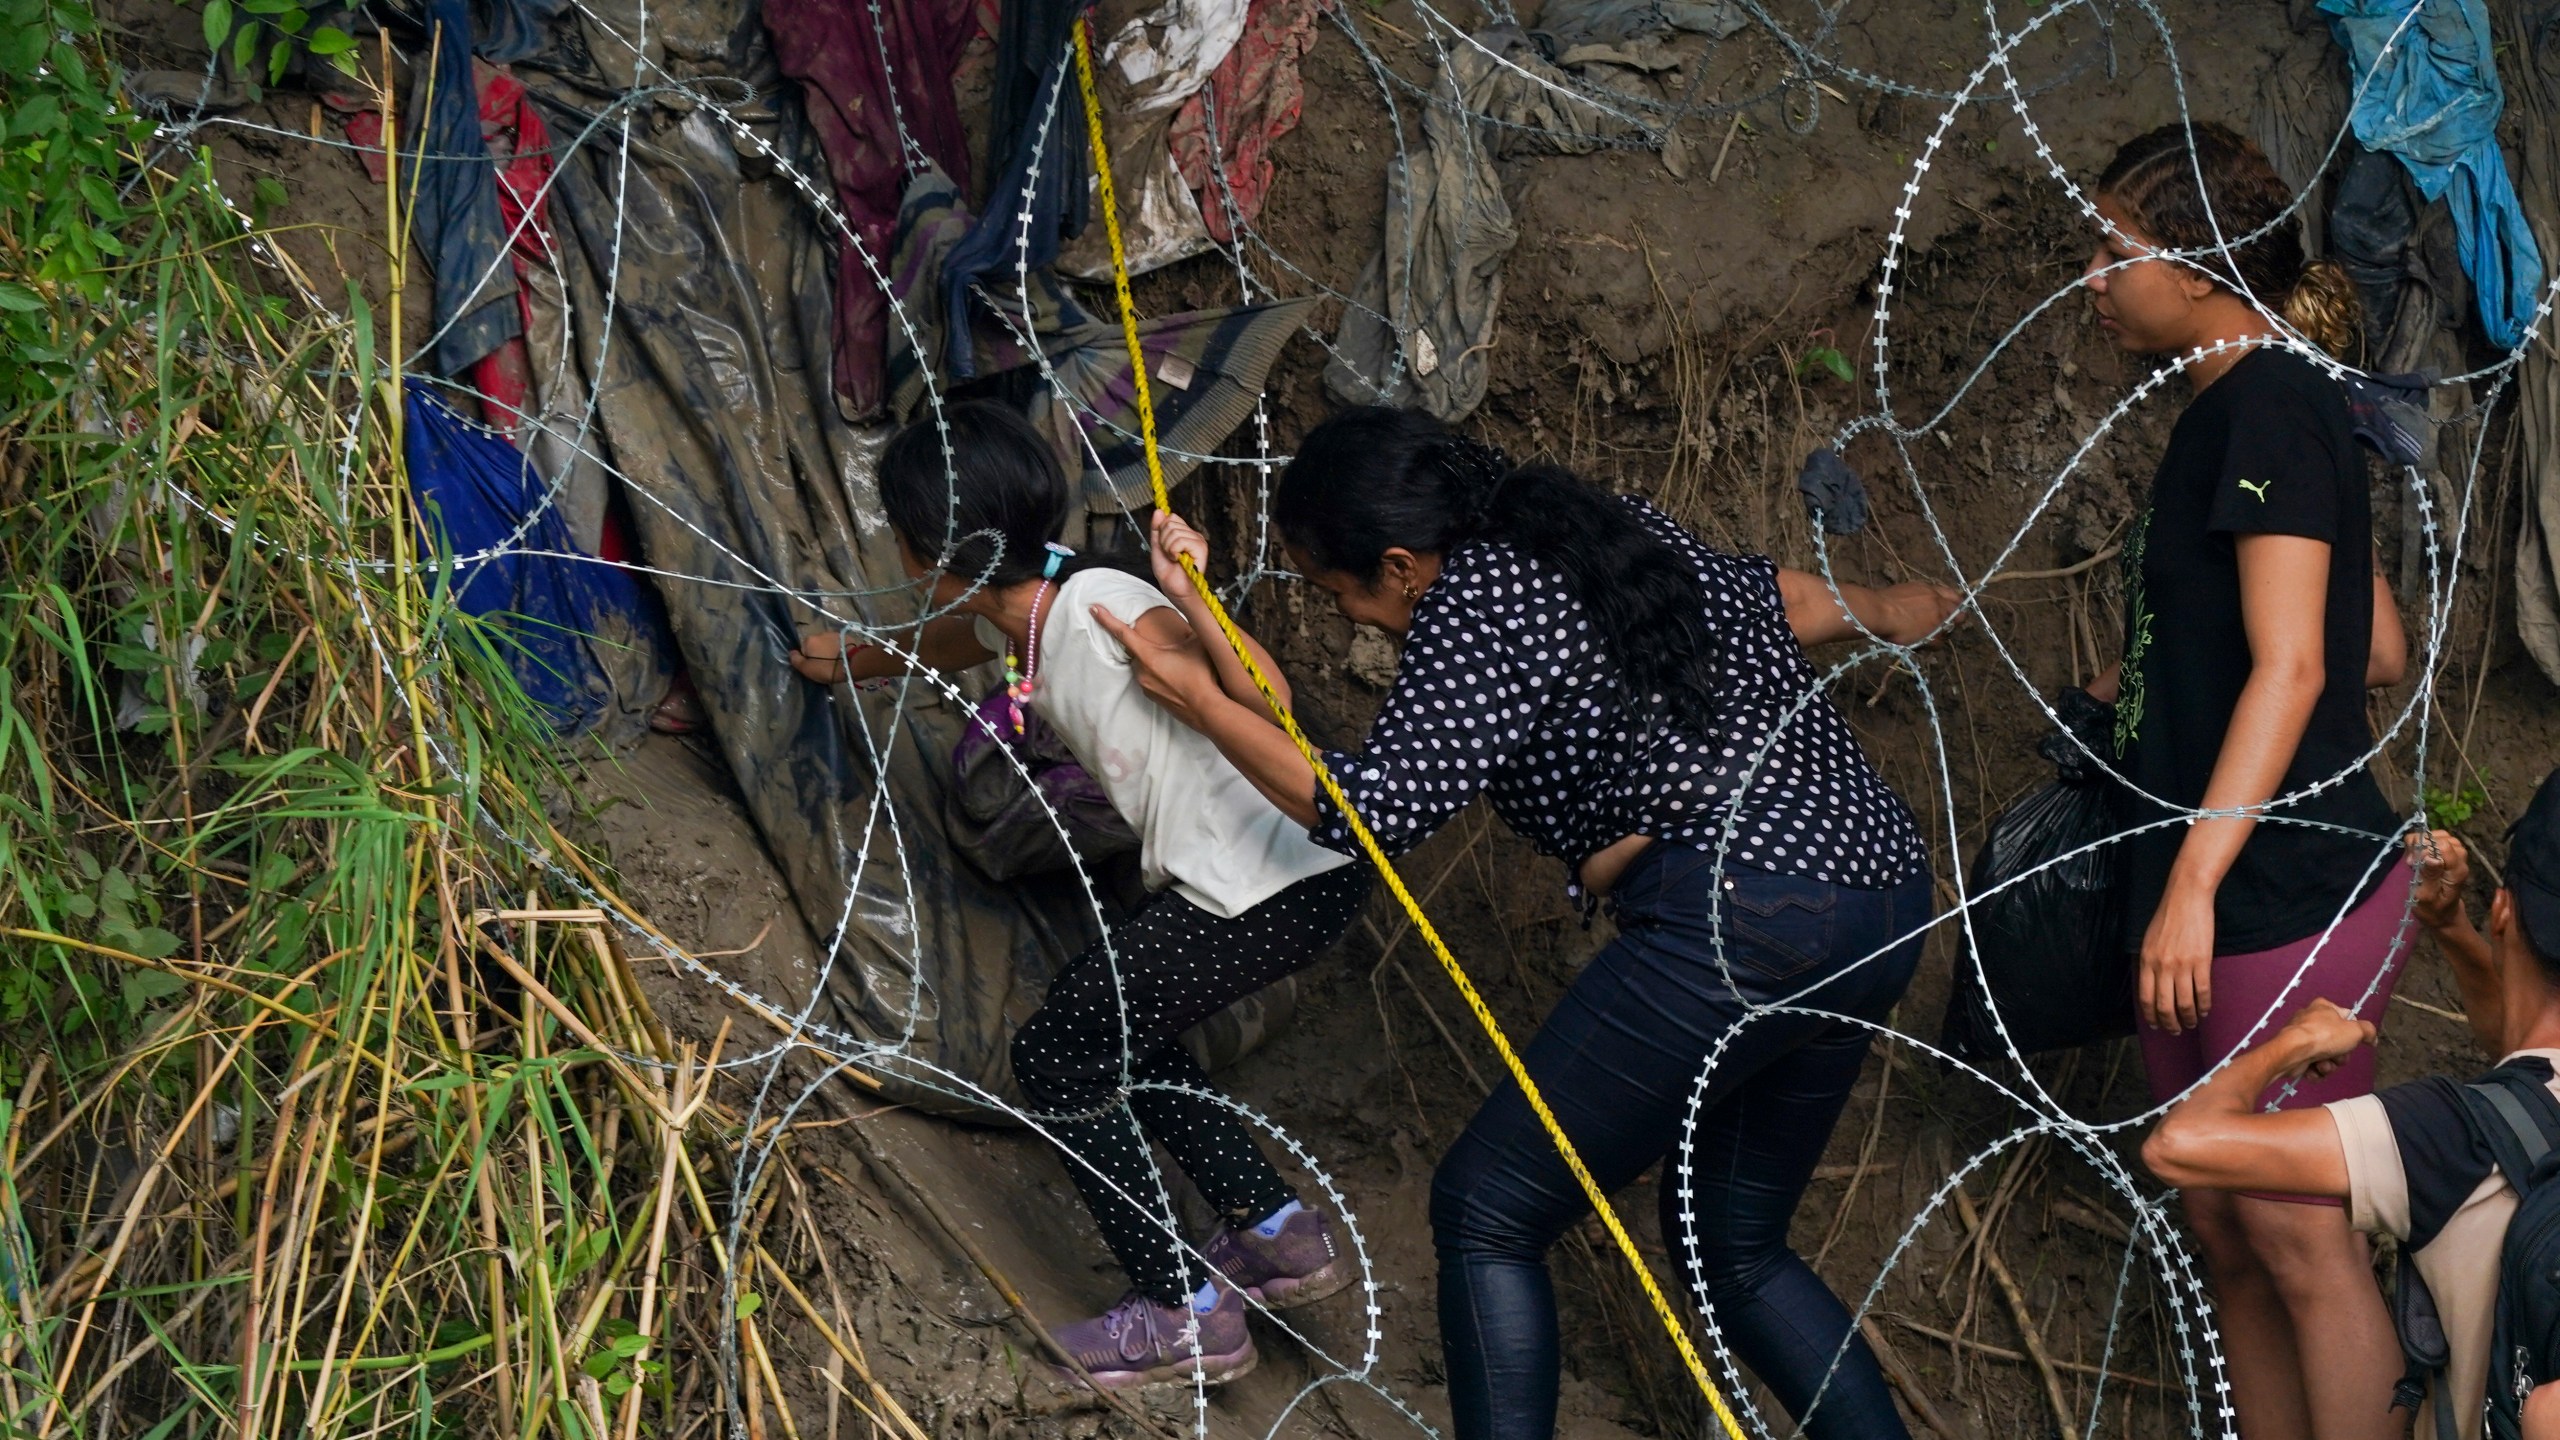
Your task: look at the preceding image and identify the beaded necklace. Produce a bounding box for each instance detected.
[1003,542,1074,735]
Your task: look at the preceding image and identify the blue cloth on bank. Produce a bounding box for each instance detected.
[2321,0,2545,348]
[410,0,522,375]
[403,382,655,733]
[942,41,1087,378]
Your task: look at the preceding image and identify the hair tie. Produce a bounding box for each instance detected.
[1041,541,1074,580]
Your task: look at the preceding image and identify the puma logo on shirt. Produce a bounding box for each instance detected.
[2237,477,2271,502]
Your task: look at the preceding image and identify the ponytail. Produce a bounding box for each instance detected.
[2097,122,2365,357]
[2283,257,2361,358]
[1275,407,1725,733]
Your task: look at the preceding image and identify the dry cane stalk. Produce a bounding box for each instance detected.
[34,1014,263,1437]
[1950,1184,2076,1437]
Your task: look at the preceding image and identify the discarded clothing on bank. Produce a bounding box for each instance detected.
[1326,25,1646,420]
[1796,447,1871,535]
[524,72,1284,1114]
[1167,0,1327,246]
[403,0,523,374]
[972,0,1101,340]
[889,164,1311,507]
[762,0,975,415]
[1058,0,1250,278]
[346,62,555,425]
[2321,0,2545,347]
[401,381,659,735]
[465,0,568,62]
[944,45,1090,379]
[2486,0,2560,689]
[1530,0,1744,67]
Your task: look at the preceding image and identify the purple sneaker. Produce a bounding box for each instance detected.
[1048,1286,1256,1390]
[1203,1203,1353,1308]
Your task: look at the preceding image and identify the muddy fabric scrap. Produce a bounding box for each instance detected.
[889,164,1311,509]
[471,0,569,62]
[1325,26,1642,420]
[2321,0,2545,347]
[1058,0,1250,279]
[1796,447,1870,536]
[1166,0,1325,245]
[762,0,976,417]
[1529,0,1744,62]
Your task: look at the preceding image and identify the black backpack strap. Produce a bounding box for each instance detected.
[2458,1061,2560,1193]
[2392,1257,2461,1440]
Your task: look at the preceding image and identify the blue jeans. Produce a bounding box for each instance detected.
[1433,844,1931,1440]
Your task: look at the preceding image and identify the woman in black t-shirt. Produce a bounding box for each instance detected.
[2084,123,2412,1440]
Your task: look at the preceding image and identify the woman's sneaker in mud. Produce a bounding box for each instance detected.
[1203,1203,1353,1308]
[1049,1286,1256,1390]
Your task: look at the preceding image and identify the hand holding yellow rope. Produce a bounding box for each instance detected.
[1068,20,1749,1437]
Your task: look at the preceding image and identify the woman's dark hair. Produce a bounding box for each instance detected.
[2096,121,2360,355]
[876,400,1131,587]
[1274,406,1723,732]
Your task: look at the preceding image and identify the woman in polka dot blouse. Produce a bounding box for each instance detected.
[1103,405,1957,1440]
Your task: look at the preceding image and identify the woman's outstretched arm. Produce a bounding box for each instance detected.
[790,611,991,684]
[1778,567,1964,648]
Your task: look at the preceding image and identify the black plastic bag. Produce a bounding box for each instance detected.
[1939,689,2134,1066]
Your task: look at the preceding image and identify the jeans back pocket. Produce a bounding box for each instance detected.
[1723,876,1840,985]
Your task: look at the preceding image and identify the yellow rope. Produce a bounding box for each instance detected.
[1067,21,1748,1435]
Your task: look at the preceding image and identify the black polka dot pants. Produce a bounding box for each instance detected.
[1010,861,1372,1306]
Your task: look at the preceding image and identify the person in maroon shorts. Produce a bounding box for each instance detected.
[2079,122,2413,1440]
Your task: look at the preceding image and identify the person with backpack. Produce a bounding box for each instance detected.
[2143,768,2560,1440]
[789,402,1373,1390]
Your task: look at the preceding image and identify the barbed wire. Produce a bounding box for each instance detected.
[138,0,2543,1434]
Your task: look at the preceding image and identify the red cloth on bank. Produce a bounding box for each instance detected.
[761,0,976,417]
[1168,0,1328,244]
[344,64,556,423]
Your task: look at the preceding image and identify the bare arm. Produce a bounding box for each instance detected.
[1147,511,1292,722]
[1778,567,1963,648]
[2524,1381,2560,1440]
[790,611,991,685]
[1090,605,1319,825]
[2407,829,2502,1052]
[2141,999,2374,1195]
[2140,533,2333,1033]
[2089,564,2395,708]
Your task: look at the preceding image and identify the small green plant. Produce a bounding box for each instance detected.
[2424,775,2492,829]
[198,0,361,92]
[1798,344,1854,385]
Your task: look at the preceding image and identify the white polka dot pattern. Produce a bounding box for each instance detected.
[1309,497,1926,890]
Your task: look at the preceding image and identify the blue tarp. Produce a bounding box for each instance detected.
[2323,0,2546,348]
[403,381,661,734]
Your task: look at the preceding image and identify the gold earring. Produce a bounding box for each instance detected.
[1402,583,1418,602]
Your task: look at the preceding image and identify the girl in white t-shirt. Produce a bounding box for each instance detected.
[790,401,1367,1391]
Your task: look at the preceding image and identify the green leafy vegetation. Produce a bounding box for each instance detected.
[0,8,812,1436]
